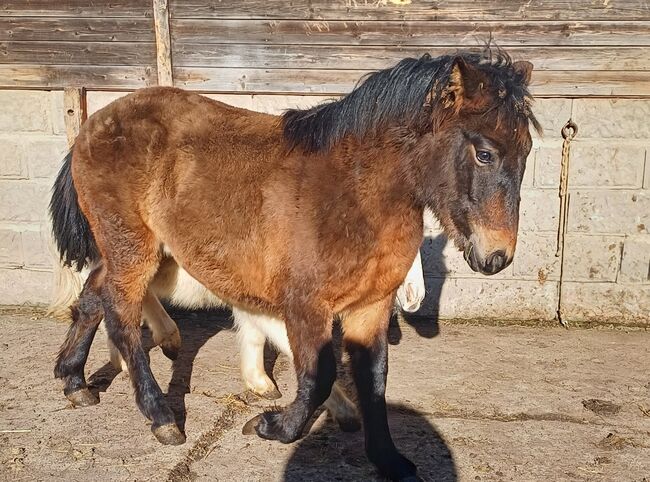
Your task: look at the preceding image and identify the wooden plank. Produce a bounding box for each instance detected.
[171,19,650,47]
[0,64,157,89]
[0,18,154,42]
[153,0,173,85]
[171,0,650,21]
[172,44,650,71]
[0,41,156,65]
[63,87,87,147]
[0,0,151,17]
[173,67,650,97]
[2,64,647,96]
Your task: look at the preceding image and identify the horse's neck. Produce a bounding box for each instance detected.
[338,130,429,210]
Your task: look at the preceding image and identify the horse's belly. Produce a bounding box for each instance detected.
[168,267,225,309]
[149,257,226,309]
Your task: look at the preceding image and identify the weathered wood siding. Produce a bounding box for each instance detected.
[1,0,649,95]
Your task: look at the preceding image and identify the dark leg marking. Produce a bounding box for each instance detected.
[54,268,104,407]
[348,337,418,481]
[253,342,337,443]
[102,290,185,445]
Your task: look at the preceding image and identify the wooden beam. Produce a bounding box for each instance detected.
[170,0,650,21]
[0,0,151,17]
[0,64,157,89]
[0,17,155,42]
[153,0,173,86]
[63,87,87,147]
[172,67,650,97]
[170,19,650,47]
[0,41,156,66]
[170,45,650,72]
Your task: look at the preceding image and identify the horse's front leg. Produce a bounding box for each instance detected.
[343,295,418,481]
[252,302,336,443]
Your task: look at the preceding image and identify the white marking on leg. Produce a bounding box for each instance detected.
[395,250,425,313]
[233,308,278,395]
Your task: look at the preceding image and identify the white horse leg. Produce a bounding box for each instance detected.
[233,308,282,399]
[235,307,360,430]
[107,333,128,372]
[395,249,425,313]
[141,290,182,360]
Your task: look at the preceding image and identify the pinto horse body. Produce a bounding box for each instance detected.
[52,51,538,480]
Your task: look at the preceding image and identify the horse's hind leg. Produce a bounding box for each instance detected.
[342,296,417,481]
[233,308,282,400]
[96,229,184,445]
[323,383,361,432]
[107,289,181,372]
[54,265,105,406]
[239,308,361,430]
[141,290,181,360]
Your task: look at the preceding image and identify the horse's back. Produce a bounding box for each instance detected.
[71,86,289,311]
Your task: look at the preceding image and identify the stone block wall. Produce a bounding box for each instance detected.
[0,90,647,325]
[0,90,68,304]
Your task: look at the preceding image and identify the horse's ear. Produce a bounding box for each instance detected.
[512,60,533,85]
[442,57,485,110]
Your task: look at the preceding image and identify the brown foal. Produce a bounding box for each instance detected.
[51,50,539,481]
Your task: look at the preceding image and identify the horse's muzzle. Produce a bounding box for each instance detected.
[464,243,511,275]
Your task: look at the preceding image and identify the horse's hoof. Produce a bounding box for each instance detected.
[336,415,362,433]
[161,343,179,361]
[242,414,262,435]
[253,410,299,444]
[242,412,291,441]
[374,451,418,482]
[255,386,282,400]
[158,330,181,361]
[152,424,185,445]
[66,388,99,407]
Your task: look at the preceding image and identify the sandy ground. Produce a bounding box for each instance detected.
[0,306,648,482]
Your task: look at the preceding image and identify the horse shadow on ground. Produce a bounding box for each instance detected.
[283,404,457,482]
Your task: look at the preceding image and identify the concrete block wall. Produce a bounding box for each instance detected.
[0,90,647,325]
[0,90,68,304]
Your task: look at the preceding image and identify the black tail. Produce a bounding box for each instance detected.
[50,149,99,270]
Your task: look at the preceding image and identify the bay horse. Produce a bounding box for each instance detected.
[51,50,538,481]
[48,249,424,432]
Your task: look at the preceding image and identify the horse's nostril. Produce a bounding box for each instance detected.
[464,243,480,272]
[487,250,507,272]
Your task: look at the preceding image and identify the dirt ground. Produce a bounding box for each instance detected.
[0,306,648,482]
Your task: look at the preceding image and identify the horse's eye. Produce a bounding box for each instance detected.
[475,150,493,165]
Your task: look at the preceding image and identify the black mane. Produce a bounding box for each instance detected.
[282,49,540,153]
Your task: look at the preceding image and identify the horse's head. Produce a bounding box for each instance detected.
[423,55,539,275]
